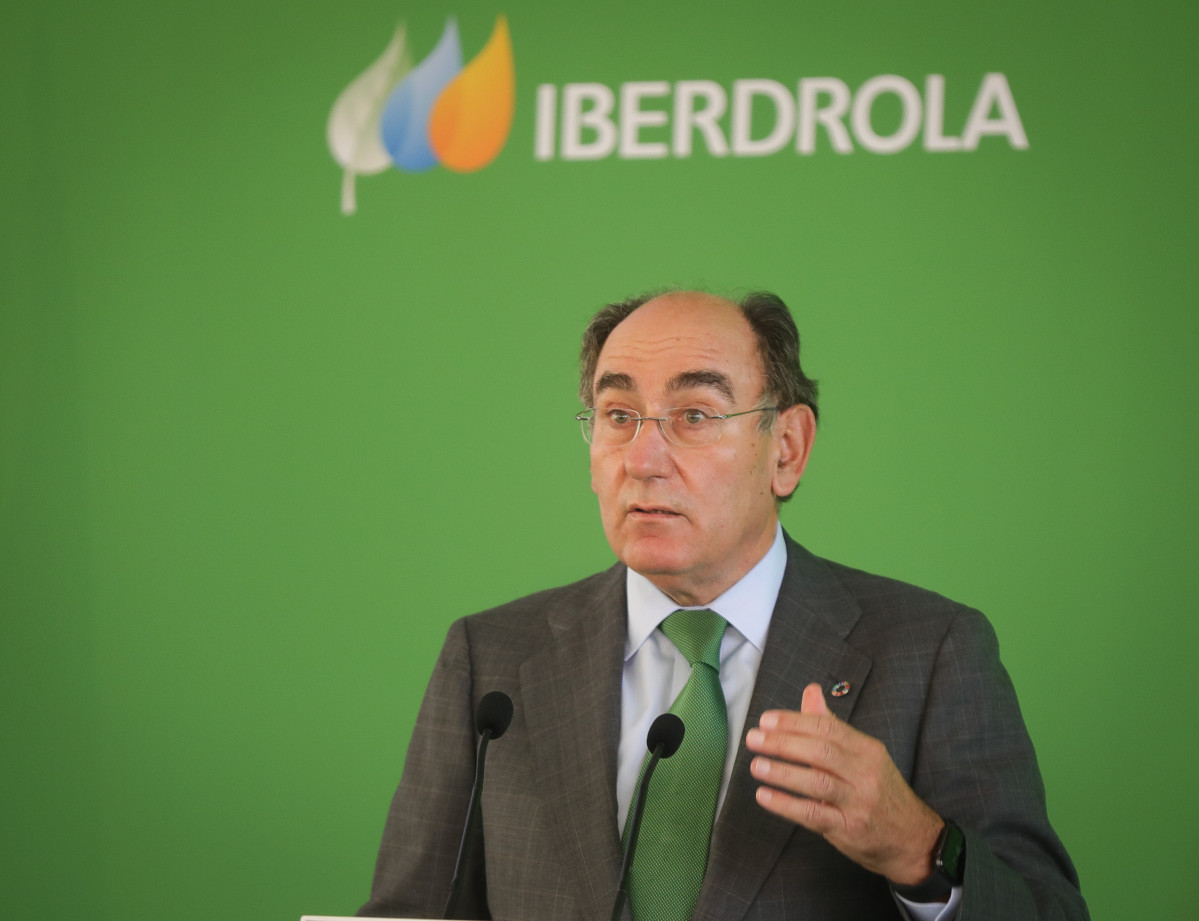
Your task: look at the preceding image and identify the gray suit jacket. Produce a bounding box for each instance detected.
[360,535,1088,920]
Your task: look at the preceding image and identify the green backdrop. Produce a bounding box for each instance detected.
[3,1,1196,918]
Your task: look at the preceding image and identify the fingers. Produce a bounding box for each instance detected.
[745,684,861,834]
[747,684,862,784]
[750,747,847,803]
[801,681,830,715]
[742,683,945,882]
[754,783,844,832]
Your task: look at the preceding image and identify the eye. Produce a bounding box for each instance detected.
[677,408,713,426]
[605,409,636,426]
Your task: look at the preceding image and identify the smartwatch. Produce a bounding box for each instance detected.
[892,819,966,903]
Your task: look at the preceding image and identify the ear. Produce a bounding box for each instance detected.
[770,404,816,498]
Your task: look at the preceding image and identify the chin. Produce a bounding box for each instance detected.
[616,539,691,580]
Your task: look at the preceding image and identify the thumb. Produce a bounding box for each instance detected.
[801,682,831,715]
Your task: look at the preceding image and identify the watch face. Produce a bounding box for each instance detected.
[939,822,967,883]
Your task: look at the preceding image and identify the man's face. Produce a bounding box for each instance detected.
[588,292,810,606]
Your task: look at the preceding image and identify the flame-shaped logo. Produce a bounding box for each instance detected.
[327,15,515,214]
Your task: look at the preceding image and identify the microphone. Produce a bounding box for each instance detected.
[609,714,686,921]
[475,689,514,739]
[443,691,514,919]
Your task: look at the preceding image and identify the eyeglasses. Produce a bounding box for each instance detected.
[575,406,779,447]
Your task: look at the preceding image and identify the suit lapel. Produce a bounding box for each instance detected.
[518,565,628,921]
[694,536,874,921]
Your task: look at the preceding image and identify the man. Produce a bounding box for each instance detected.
[359,290,1087,920]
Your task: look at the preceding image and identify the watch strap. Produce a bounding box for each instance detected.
[891,819,966,903]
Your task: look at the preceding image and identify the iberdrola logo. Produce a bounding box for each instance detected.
[327,16,515,214]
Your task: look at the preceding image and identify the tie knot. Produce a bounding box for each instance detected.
[661,609,727,669]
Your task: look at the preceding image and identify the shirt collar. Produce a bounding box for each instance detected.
[624,523,787,659]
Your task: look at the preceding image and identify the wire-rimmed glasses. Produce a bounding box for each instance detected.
[575,406,779,447]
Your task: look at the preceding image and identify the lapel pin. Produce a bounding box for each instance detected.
[830,681,851,697]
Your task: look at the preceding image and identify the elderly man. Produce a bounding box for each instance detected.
[359,290,1087,921]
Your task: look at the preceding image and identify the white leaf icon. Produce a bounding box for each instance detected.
[327,25,412,215]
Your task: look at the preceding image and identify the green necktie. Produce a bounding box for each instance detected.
[626,608,729,921]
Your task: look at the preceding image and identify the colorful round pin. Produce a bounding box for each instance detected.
[830,681,851,697]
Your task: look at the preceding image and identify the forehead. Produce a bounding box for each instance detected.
[594,294,762,398]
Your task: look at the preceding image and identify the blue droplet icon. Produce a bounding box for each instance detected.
[380,19,463,172]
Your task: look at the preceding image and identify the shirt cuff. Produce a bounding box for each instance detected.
[893,884,962,921]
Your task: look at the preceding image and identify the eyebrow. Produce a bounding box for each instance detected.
[594,371,635,396]
[668,369,735,402]
[593,369,735,402]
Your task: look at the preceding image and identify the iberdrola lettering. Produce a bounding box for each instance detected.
[533,73,1027,161]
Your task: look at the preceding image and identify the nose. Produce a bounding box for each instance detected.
[623,416,675,479]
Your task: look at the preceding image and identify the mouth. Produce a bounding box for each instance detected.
[628,505,683,518]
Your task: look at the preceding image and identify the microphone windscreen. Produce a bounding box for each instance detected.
[475,690,514,739]
[646,713,685,758]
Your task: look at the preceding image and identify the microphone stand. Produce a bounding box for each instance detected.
[443,691,512,920]
[443,727,494,919]
[610,743,665,921]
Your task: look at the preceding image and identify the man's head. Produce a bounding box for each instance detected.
[579,290,818,605]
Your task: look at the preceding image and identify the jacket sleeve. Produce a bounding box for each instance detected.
[358,618,490,919]
[912,609,1089,921]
